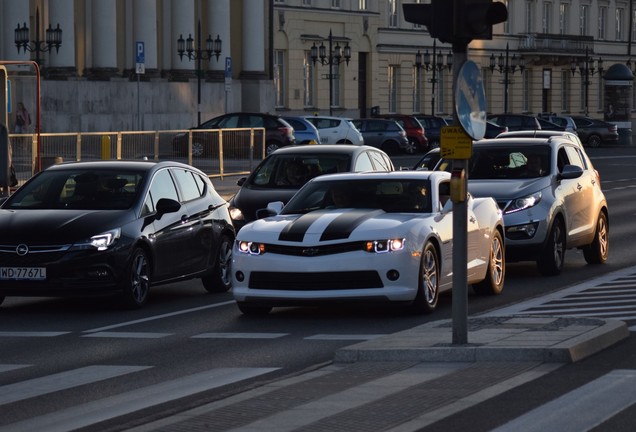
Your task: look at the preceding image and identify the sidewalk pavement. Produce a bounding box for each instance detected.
[131,315,628,432]
[211,175,243,201]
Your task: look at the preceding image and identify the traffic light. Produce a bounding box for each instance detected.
[403,0,508,44]
[454,0,508,41]
[403,1,454,44]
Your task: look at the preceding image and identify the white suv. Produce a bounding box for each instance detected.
[304,116,364,145]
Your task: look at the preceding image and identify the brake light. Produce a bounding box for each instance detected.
[417,128,425,136]
[279,126,293,136]
[609,125,617,132]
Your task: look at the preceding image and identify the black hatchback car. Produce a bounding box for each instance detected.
[173,112,296,157]
[571,116,619,147]
[0,161,235,308]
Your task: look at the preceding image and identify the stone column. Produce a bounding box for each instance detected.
[86,0,118,80]
[1,1,29,61]
[48,0,76,76]
[133,0,158,77]
[207,0,230,76]
[241,0,265,78]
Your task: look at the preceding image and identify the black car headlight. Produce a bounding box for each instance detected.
[238,240,265,255]
[504,192,542,214]
[229,206,244,221]
[365,239,405,254]
[70,228,121,251]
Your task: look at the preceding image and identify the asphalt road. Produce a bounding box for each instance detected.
[1,146,636,431]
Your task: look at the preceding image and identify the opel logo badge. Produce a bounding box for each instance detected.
[16,244,29,256]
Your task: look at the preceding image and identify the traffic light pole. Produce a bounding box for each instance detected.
[451,45,468,345]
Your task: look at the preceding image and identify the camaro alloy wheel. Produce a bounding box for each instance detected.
[583,212,609,264]
[411,242,439,314]
[121,248,151,308]
[473,229,505,295]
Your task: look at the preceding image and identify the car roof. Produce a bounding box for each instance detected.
[44,159,184,172]
[474,137,574,147]
[496,130,577,139]
[308,170,451,183]
[303,115,353,120]
[270,144,383,155]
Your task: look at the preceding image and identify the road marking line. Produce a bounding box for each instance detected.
[0,331,70,337]
[490,369,636,432]
[192,332,288,339]
[82,332,173,339]
[0,365,151,406]
[1,367,279,432]
[0,364,31,373]
[83,300,235,333]
[304,334,386,340]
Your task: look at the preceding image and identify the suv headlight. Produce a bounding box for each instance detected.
[504,192,542,214]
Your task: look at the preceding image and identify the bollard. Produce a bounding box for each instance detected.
[101,135,111,159]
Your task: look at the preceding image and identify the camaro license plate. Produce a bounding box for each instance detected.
[0,267,47,280]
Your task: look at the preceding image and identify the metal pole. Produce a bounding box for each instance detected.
[431,40,437,115]
[451,43,468,345]
[584,48,589,117]
[197,20,202,127]
[35,8,42,66]
[328,30,333,116]
[504,43,509,113]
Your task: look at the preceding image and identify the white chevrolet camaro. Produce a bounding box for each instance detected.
[232,171,505,315]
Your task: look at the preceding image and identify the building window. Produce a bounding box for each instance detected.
[523,69,530,112]
[559,3,569,35]
[436,70,445,113]
[560,70,569,112]
[525,1,534,32]
[389,65,399,113]
[580,5,588,36]
[274,50,286,108]
[331,0,341,9]
[331,63,342,109]
[597,74,604,112]
[303,52,315,107]
[632,10,636,41]
[413,67,422,113]
[503,0,510,33]
[542,1,552,33]
[302,0,311,5]
[599,7,607,40]
[616,8,625,41]
[389,0,399,27]
[359,0,367,10]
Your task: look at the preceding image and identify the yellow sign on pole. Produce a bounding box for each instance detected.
[440,125,472,159]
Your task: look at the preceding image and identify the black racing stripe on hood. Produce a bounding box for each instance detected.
[278,211,325,242]
[320,209,385,241]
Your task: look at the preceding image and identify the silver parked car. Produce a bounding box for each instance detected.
[439,136,609,275]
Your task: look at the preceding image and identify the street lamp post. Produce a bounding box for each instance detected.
[177,20,222,126]
[14,7,63,66]
[310,30,351,116]
[489,43,524,113]
[415,40,452,115]
[571,47,603,117]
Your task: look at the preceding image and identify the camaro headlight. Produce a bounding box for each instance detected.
[70,228,121,251]
[504,192,542,214]
[238,240,265,255]
[365,239,405,253]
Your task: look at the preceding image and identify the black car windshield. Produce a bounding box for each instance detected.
[4,169,145,210]
[282,179,433,214]
[466,145,551,179]
[247,154,351,189]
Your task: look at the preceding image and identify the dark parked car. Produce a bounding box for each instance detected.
[484,120,509,138]
[570,116,619,147]
[352,118,410,154]
[0,160,235,308]
[372,114,429,154]
[414,115,448,148]
[172,112,296,157]
[487,114,541,131]
[228,145,395,230]
[536,117,566,131]
[412,147,441,171]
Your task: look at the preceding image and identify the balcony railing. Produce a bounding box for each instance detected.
[518,33,595,55]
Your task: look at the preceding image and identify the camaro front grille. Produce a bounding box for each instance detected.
[249,271,384,290]
[265,242,365,257]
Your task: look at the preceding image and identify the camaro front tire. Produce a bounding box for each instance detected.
[410,242,439,314]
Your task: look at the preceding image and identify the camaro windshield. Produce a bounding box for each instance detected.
[282,179,433,214]
[4,169,145,210]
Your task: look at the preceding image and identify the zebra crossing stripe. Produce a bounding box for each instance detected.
[192,332,288,339]
[0,364,30,373]
[491,369,636,432]
[0,331,70,337]
[1,367,279,432]
[82,331,173,338]
[0,365,151,405]
[304,334,386,340]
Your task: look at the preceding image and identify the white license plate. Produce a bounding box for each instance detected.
[0,267,47,280]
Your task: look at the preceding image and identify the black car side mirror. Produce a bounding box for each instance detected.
[155,198,181,218]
